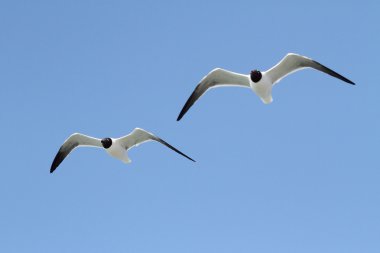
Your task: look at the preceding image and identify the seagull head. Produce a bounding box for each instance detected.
[250,70,262,83]
[101,138,112,149]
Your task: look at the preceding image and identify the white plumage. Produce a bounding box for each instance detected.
[177,53,355,121]
[50,128,195,173]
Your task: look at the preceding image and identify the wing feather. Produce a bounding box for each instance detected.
[177,68,250,121]
[50,133,102,173]
[265,53,355,85]
[120,128,195,162]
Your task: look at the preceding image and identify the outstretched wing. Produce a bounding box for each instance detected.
[50,133,102,173]
[177,68,250,121]
[119,128,195,162]
[265,53,355,85]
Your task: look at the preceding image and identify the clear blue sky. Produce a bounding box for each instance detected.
[0,0,378,252]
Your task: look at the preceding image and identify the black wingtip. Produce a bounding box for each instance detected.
[341,77,355,85]
[177,102,193,121]
[154,137,196,163]
[342,77,355,85]
[50,148,67,174]
[312,59,355,85]
[179,152,196,163]
[177,83,204,122]
[50,161,58,173]
[177,104,188,121]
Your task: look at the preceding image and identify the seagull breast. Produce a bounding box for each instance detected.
[250,73,273,104]
[105,140,128,161]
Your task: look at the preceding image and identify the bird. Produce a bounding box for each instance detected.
[50,128,195,173]
[177,53,355,121]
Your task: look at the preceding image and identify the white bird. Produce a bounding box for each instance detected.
[50,128,195,173]
[177,53,355,121]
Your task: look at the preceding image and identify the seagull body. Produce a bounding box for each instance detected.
[177,53,355,121]
[250,71,273,104]
[105,138,132,163]
[50,128,195,173]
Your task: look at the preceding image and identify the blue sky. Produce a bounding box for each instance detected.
[0,0,378,252]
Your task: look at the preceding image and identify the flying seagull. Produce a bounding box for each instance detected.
[50,128,195,173]
[177,53,355,121]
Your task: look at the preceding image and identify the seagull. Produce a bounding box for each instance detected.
[50,128,195,173]
[177,53,355,121]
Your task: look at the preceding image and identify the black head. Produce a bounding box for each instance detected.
[250,70,262,83]
[101,138,112,149]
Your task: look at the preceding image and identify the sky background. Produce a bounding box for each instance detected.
[0,0,378,252]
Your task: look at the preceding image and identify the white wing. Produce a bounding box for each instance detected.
[177,68,250,121]
[50,133,102,173]
[265,53,355,85]
[119,128,195,162]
